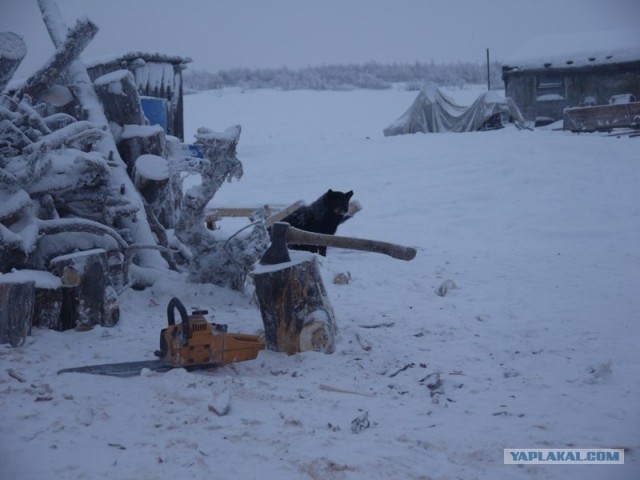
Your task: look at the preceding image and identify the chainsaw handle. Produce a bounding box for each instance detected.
[167,297,189,326]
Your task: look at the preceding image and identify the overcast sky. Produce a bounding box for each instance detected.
[2,0,640,79]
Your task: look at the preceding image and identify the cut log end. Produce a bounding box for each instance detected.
[299,320,335,354]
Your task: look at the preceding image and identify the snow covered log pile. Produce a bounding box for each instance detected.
[0,0,267,342]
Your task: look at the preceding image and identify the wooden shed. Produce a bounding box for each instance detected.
[86,52,192,140]
[502,28,640,124]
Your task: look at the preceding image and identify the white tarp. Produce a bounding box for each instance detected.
[383,82,525,135]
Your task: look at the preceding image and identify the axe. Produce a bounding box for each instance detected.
[260,222,417,265]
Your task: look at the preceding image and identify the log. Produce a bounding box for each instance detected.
[28,151,110,223]
[117,125,167,175]
[252,251,337,354]
[94,70,147,127]
[133,154,174,227]
[49,248,120,330]
[33,274,63,330]
[42,112,77,131]
[0,278,34,346]
[14,18,98,101]
[0,189,31,227]
[2,270,64,330]
[106,248,126,293]
[0,32,27,93]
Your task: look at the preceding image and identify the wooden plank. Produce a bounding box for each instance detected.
[205,200,361,230]
[563,102,640,132]
[205,203,294,230]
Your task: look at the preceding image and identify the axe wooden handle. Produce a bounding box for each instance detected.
[285,226,416,261]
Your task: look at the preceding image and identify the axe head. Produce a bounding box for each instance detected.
[260,222,291,265]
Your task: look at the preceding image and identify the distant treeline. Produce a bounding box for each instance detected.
[183,61,505,92]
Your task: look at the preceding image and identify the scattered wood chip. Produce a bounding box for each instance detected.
[208,388,231,416]
[358,322,395,329]
[389,363,415,378]
[208,403,231,417]
[351,411,370,434]
[354,333,372,351]
[7,368,26,383]
[319,384,374,397]
[333,272,351,285]
[425,373,442,391]
[436,279,458,297]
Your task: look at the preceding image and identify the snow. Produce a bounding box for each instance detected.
[0,189,30,218]
[0,269,61,289]
[135,154,169,181]
[93,70,131,95]
[120,124,165,139]
[1,85,639,480]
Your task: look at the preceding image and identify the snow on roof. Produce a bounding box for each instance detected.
[503,27,640,70]
[85,52,192,69]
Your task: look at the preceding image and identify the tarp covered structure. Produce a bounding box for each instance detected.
[383,82,525,136]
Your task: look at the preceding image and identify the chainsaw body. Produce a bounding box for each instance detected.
[58,297,264,377]
[156,298,265,368]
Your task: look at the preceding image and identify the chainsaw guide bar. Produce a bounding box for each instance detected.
[58,360,174,377]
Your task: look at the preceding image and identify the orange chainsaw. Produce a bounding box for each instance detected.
[58,297,265,377]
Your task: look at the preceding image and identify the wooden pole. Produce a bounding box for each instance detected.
[486,48,491,91]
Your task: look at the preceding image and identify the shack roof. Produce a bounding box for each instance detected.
[85,51,192,69]
[503,28,640,72]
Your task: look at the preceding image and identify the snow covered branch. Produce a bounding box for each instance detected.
[14,17,98,102]
[175,125,269,289]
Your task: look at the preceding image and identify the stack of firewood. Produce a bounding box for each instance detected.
[0,0,267,346]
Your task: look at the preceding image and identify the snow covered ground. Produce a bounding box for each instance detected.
[1,84,639,479]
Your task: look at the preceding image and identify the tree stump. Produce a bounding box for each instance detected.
[94,69,147,127]
[0,270,63,331]
[49,248,120,330]
[0,278,34,346]
[252,251,337,354]
[117,124,167,175]
[0,32,27,92]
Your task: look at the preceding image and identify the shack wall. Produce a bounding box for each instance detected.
[87,56,188,141]
[503,62,640,122]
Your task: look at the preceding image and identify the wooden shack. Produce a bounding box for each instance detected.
[502,28,640,124]
[86,52,191,140]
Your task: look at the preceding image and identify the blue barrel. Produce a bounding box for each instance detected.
[140,96,169,132]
